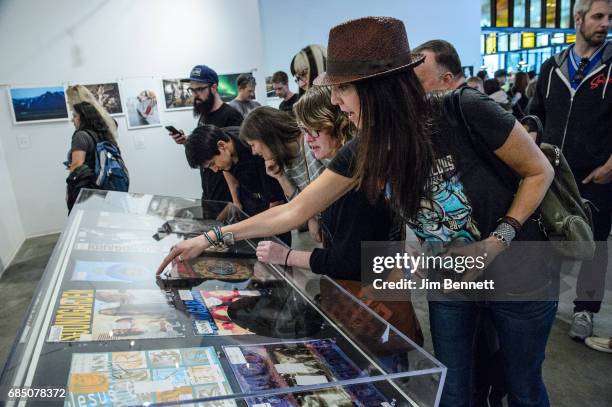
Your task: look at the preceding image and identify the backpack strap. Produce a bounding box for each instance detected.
[447,87,519,193]
[519,115,544,146]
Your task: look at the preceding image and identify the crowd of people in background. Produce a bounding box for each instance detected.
[63,1,611,406]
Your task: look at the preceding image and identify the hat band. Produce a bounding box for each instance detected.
[326,52,415,76]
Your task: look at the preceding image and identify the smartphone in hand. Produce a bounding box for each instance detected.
[165,125,181,135]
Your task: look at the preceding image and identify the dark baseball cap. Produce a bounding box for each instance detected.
[181,65,218,84]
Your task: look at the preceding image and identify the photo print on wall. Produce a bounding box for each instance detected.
[162,78,194,111]
[122,78,162,130]
[217,73,250,102]
[265,76,275,98]
[8,85,69,124]
[82,82,124,116]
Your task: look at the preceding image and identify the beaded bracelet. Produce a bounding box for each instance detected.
[284,249,293,268]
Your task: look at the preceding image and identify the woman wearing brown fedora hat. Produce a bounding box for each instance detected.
[160,17,557,407]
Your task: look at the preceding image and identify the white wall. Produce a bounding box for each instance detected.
[259,0,481,86]
[0,0,266,238]
[0,0,481,243]
[0,140,25,271]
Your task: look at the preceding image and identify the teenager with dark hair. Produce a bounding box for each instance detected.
[184,125,290,245]
[239,106,326,202]
[239,106,326,240]
[271,71,299,112]
[160,18,555,406]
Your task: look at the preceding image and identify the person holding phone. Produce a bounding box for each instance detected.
[169,65,243,208]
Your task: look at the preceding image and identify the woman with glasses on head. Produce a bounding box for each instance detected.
[160,18,556,406]
[290,44,327,95]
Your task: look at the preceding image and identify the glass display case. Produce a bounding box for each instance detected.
[1,190,446,406]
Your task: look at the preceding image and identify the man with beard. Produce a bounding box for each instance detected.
[529,0,612,342]
[170,65,243,205]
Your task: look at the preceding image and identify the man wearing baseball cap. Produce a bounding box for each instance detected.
[169,65,243,204]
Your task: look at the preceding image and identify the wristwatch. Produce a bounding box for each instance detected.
[490,222,516,248]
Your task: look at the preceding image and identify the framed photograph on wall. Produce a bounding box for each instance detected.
[265,76,276,98]
[8,85,69,124]
[161,78,194,111]
[122,78,162,130]
[82,82,124,116]
[217,72,250,102]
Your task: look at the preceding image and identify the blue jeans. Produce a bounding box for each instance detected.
[429,301,557,407]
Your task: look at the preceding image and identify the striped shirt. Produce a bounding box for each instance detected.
[283,141,328,200]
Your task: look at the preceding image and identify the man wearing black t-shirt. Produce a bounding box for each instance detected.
[184,125,291,245]
[271,71,299,113]
[169,65,243,203]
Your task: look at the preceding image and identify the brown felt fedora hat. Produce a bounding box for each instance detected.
[314,16,424,87]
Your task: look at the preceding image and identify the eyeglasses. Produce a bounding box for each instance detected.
[187,85,210,95]
[574,57,590,85]
[299,126,320,138]
[294,70,308,84]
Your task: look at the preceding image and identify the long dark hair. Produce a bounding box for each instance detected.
[353,71,434,220]
[511,72,529,95]
[73,101,116,144]
[239,106,301,167]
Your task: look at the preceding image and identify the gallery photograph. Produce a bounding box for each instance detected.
[0,0,611,406]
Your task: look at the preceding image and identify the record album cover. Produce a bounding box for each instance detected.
[171,257,255,282]
[48,289,187,342]
[224,339,389,406]
[73,228,176,254]
[200,289,267,336]
[64,346,235,406]
[71,260,153,283]
[95,212,163,232]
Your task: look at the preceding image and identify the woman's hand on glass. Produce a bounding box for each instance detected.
[157,235,209,276]
[256,241,289,265]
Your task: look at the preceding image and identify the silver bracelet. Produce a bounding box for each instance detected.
[490,222,516,248]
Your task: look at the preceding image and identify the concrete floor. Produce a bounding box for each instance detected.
[0,232,611,406]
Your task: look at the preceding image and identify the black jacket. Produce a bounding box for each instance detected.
[66,164,97,213]
[528,42,612,174]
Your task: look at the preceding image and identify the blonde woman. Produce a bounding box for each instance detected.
[66,85,118,139]
[290,44,327,94]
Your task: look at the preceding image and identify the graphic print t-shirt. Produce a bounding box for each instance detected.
[329,88,517,245]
